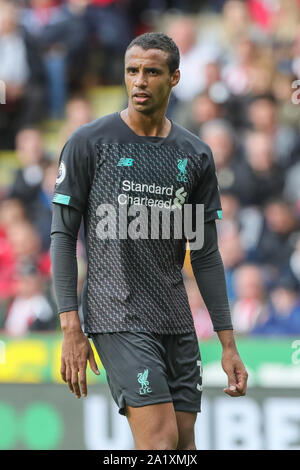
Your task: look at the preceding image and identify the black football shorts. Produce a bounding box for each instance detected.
[91,330,203,416]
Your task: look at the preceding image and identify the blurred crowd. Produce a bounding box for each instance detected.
[0,0,300,338]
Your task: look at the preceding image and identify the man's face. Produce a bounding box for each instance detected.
[124,46,180,115]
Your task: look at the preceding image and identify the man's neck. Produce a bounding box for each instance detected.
[120,107,171,137]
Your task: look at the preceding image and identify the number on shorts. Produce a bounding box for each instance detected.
[197,360,203,392]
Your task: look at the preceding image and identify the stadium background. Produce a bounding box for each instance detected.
[0,0,300,450]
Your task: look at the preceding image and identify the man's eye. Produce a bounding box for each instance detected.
[149,70,158,75]
[128,68,137,74]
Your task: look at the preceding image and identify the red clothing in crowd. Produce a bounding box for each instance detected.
[247,0,272,29]
[0,227,17,299]
[0,226,51,300]
[90,0,117,5]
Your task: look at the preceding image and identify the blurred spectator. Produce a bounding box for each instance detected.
[200,119,249,197]
[0,0,46,149]
[231,263,268,334]
[205,61,223,89]
[3,260,56,336]
[251,276,300,336]
[200,119,236,170]
[247,0,299,40]
[174,92,224,134]
[247,95,298,169]
[255,198,299,277]
[248,57,275,96]
[247,95,276,132]
[201,1,252,63]
[203,61,231,108]
[21,0,90,117]
[167,16,220,102]
[10,128,45,203]
[59,95,93,145]
[86,0,134,84]
[87,0,133,52]
[233,131,284,206]
[265,0,299,41]
[221,0,251,51]
[20,0,65,37]
[0,199,28,302]
[222,36,257,96]
[7,219,50,276]
[272,72,300,129]
[220,190,264,258]
[9,128,52,251]
[0,216,51,325]
[6,221,42,266]
[0,198,27,231]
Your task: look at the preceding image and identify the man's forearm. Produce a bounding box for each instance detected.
[190,221,233,332]
[50,203,82,315]
[50,232,79,313]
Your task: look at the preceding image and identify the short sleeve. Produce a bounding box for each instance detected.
[190,147,223,223]
[52,133,94,213]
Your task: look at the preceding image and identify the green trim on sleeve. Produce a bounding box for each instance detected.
[217,210,223,219]
[53,193,71,205]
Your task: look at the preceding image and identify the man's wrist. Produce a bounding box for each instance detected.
[217,329,238,351]
[60,310,82,333]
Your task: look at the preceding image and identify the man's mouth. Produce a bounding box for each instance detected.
[133,92,150,103]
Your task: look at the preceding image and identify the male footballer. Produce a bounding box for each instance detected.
[50,32,248,450]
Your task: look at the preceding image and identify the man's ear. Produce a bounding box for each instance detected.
[170,69,180,88]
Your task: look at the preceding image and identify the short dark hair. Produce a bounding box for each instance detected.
[126,32,180,74]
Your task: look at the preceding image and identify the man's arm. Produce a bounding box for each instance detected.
[218,330,248,396]
[50,203,99,399]
[190,221,248,396]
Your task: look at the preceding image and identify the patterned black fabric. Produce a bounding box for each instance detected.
[53,113,222,334]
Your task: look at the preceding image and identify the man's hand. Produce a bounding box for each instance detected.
[217,330,248,397]
[222,347,248,397]
[60,311,100,398]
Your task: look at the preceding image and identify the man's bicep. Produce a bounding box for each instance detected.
[190,220,218,261]
[51,203,82,239]
[53,134,94,213]
[191,148,223,223]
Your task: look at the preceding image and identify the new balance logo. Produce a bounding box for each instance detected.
[117,158,134,167]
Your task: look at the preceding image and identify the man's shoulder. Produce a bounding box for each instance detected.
[171,121,212,157]
[68,112,121,145]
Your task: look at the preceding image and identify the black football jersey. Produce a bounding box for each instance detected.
[53,112,222,334]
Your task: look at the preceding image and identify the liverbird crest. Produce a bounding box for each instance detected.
[177,158,188,175]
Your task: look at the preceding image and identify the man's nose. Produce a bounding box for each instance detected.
[134,72,147,88]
